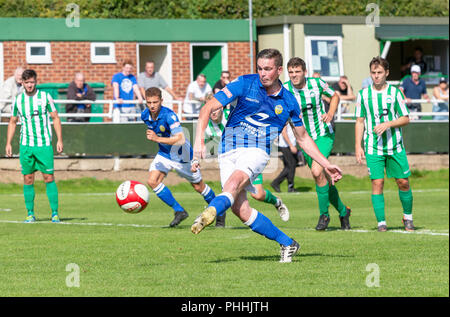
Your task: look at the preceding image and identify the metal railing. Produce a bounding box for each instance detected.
[1,98,448,123]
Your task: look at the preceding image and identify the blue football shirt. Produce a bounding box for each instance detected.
[141,106,193,163]
[214,74,303,155]
[112,72,137,108]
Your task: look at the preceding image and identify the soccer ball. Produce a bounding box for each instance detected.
[116,180,150,213]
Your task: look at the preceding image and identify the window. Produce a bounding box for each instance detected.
[26,42,52,64]
[305,36,344,82]
[90,42,116,64]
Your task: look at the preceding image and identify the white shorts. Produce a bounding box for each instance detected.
[218,148,270,194]
[150,154,202,184]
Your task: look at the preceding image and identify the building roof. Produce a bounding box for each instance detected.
[0,17,256,42]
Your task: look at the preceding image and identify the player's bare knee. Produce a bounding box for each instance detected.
[250,191,265,201]
[42,173,54,183]
[147,178,160,189]
[191,181,205,193]
[371,179,384,194]
[23,174,34,185]
[396,178,410,191]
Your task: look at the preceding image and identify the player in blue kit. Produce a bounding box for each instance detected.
[190,49,343,263]
[142,87,216,227]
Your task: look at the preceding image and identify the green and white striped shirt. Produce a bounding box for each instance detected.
[355,84,409,156]
[12,89,57,147]
[204,108,230,142]
[284,78,335,140]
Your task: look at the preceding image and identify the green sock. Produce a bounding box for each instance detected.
[371,194,385,222]
[23,184,35,215]
[398,189,413,215]
[316,183,330,217]
[46,181,59,215]
[264,189,279,206]
[329,185,347,217]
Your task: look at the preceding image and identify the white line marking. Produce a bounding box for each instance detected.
[0,220,447,236]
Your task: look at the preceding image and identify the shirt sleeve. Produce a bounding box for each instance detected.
[214,76,245,107]
[111,73,120,85]
[166,112,183,135]
[354,91,365,118]
[46,93,57,113]
[287,94,303,127]
[394,88,410,116]
[319,78,335,98]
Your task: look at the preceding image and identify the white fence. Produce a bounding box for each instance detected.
[0,98,448,123]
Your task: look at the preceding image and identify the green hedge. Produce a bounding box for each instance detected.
[0,0,448,19]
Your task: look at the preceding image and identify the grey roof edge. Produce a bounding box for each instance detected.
[256,15,449,26]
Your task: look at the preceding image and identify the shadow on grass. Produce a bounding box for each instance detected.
[209,252,354,263]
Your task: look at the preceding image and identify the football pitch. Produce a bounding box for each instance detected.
[0,170,448,297]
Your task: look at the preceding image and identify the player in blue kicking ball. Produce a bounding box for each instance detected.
[191,49,343,263]
[142,87,215,227]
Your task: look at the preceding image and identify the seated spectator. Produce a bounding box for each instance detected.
[66,72,96,122]
[112,60,143,122]
[332,75,355,113]
[183,74,212,115]
[0,67,24,122]
[401,47,428,76]
[213,71,231,94]
[138,60,181,105]
[400,65,430,120]
[432,77,449,120]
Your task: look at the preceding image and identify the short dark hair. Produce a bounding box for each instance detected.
[123,59,134,67]
[221,70,230,76]
[256,48,283,68]
[287,57,306,71]
[369,56,389,71]
[145,87,162,99]
[22,69,37,81]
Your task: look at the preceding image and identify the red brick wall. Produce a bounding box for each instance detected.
[2,40,254,116]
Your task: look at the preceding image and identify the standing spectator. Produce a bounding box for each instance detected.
[271,123,299,193]
[66,72,96,123]
[0,67,24,122]
[432,77,449,120]
[400,65,430,120]
[332,75,356,114]
[138,60,181,105]
[401,47,428,76]
[212,71,231,94]
[111,60,143,122]
[183,74,212,115]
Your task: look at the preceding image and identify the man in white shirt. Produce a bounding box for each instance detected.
[0,67,24,121]
[183,74,212,115]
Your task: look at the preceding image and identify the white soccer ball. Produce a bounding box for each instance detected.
[115,180,150,214]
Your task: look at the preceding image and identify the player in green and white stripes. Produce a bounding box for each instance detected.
[5,69,63,223]
[284,57,351,230]
[355,57,414,232]
[200,94,289,227]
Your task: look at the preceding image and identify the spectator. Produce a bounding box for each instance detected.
[66,72,96,123]
[111,60,143,122]
[183,74,212,115]
[0,67,24,122]
[401,47,428,76]
[213,71,231,94]
[432,77,449,120]
[332,75,355,113]
[400,65,430,120]
[138,60,181,105]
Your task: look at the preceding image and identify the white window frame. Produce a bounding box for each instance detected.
[304,36,344,82]
[26,42,52,64]
[90,42,116,64]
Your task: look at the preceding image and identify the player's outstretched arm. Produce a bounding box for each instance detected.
[5,116,18,157]
[193,97,222,159]
[293,125,342,184]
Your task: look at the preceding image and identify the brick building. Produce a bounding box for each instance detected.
[0,18,256,114]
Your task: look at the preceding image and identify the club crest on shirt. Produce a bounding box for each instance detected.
[159,125,165,132]
[385,96,393,104]
[275,104,283,115]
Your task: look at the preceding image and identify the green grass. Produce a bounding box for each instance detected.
[0,169,448,297]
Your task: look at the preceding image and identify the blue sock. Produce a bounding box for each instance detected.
[201,184,216,204]
[246,210,293,246]
[153,183,184,212]
[208,192,233,217]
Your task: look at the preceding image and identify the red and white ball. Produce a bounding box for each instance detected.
[116,180,150,214]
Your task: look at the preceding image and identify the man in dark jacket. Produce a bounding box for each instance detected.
[66,73,96,122]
